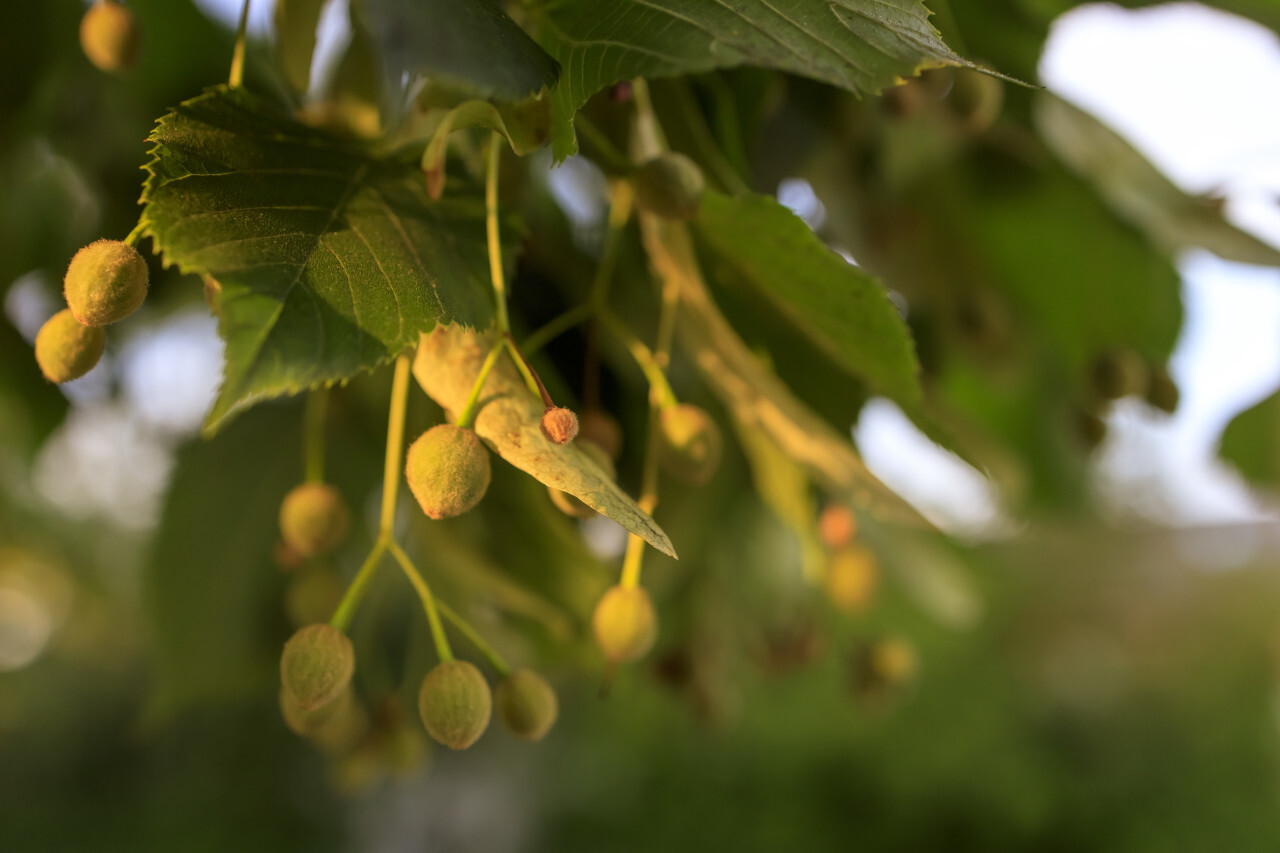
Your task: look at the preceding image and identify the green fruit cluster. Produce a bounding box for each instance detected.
[34,309,105,384]
[494,669,558,741]
[593,585,658,664]
[279,483,350,558]
[658,404,722,485]
[281,624,356,712]
[80,0,142,74]
[634,153,705,221]
[418,660,492,750]
[405,424,492,519]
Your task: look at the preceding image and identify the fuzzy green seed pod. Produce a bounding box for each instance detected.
[281,624,355,712]
[34,309,105,384]
[593,585,657,665]
[1145,363,1179,414]
[541,406,579,445]
[549,442,615,519]
[279,683,359,741]
[417,660,492,750]
[1089,348,1148,402]
[279,483,350,558]
[80,1,142,73]
[63,239,148,326]
[405,424,491,519]
[494,669,558,741]
[634,153,705,221]
[658,404,722,485]
[579,409,623,461]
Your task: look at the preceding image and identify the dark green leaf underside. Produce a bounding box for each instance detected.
[358,0,560,101]
[536,0,968,158]
[695,190,922,406]
[140,85,494,433]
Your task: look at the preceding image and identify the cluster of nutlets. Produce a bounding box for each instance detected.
[34,240,149,384]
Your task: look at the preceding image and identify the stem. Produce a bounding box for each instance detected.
[591,181,636,311]
[671,79,750,195]
[574,114,634,174]
[328,352,413,631]
[521,304,592,357]
[437,601,512,677]
[123,221,146,248]
[505,332,556,410]
[486,132,510,334]
[597,308,677,408]
[381,354,412,535]
[330,541,386,632]
[388,541,452,662]
[302,388,328,483]
[229,0,251,89]
[457,339,505,429]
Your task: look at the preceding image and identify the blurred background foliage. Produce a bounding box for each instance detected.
[4,1,1280,851]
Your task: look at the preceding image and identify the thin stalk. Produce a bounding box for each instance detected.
[437,601,512,677]
[302,388,328,483]
[229,0,251,88]
[457,339,505,429]
[521,304,592,357]
[388,541,452,662]
[597,308,677,408]
[486,132,510,334]
[330,541,386,631]
[505,332,556,410]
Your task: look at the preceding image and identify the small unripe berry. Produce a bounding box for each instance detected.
[541,406,579,445]
[825,545,878,613]
[818,504,857,550]
[405,424,491,519]
[1089,348,1147,402]
[281,624,355,712]
[279,483,350,558]
[549,442,615,519]
[418,659,492,750]
[658,404,722,485]
[34,309,105,383]
[634,153,705,221]
[1145,363,1179,414]
[593,585,657,665]
[579,409,623,460]
[494,669,558,741]
[279,683,359,744]
[64,239,148,326]
[80,1,142,73]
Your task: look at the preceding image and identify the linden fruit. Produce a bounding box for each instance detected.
[658,404,722,485]
[818,504,857,550]
[578,409,623,461]
[80,0,142,74]
[1146,363,1179,414]
[541,406,579,445]
[494,669,558,741]
[280,624,355,712]
[634,152,705,221]
[1089,348,1147,402]
[418,659,492,750]
[405,424,492,519]
[549,441,615,519]
[279,483,350,558]
[34,309,105,383]
[64,239,148,326]
[593,585,657,665]
[825,545,878,613]
[279,685,366,754]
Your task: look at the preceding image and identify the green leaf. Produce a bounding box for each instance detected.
[273,0,328,95]
[412,324,677,557]
[143,406,300,719]
[1220,389,1280,489]
[694,190,922,406]
[1036,94,1280,268]
[140,85,495,434]
[535,0,972,159]
[357,0,560,101]
[640,212,931,527]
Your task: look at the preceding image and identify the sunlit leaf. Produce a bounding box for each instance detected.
[140,85,495,434]
[412,324,677,558]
